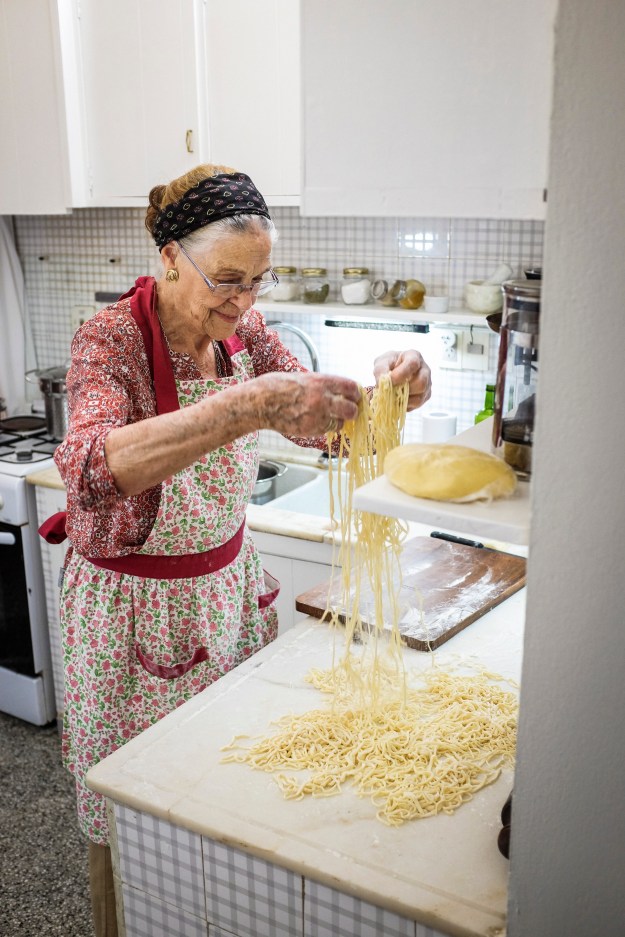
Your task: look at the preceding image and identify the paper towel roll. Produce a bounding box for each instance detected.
[422,411,457,443]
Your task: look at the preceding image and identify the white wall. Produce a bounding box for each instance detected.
[508,2,625,934]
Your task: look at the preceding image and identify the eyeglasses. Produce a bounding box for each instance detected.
[176,242,279,297]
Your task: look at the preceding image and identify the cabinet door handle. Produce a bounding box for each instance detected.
[186,129,194,153]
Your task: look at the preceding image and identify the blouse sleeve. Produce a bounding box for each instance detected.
[54,307,155,512]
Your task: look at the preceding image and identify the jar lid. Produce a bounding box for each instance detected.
[370,279,390,299]
[274,266,297,274]
[301,267,327,276]
[343,267,370,276]
[502,279,541,298]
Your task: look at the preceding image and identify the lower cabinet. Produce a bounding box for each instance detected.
[256,533,337,636]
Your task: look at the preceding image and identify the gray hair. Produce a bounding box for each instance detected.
[179,214,278,258]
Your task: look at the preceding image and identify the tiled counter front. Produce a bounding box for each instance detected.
[111,805,446,937]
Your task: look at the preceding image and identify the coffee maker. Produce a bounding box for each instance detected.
[492,278,540,478]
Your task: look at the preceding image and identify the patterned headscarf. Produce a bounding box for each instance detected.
[152,172,270,249]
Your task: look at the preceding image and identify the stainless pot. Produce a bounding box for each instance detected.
[252,460,287,504]
[25,365,69,440]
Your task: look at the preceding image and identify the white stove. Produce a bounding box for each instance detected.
[0,416,58,724]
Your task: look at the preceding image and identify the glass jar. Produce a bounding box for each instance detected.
[270,266,300,302]
[370,279,398,307]
[301,268,330,304]
[340,267,371,305]
[492,279,540,478]
[392,278,426,309]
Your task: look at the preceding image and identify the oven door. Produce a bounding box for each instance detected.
[0,520,55,724]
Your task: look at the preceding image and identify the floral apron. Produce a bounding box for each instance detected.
[58,282,278,844]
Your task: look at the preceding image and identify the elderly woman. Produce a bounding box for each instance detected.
[49,164,431,935]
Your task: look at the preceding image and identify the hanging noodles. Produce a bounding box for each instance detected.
[223,376,517,825]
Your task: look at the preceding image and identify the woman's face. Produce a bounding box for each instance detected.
[164,229,273,340]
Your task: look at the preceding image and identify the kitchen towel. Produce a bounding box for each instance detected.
[422,411,457,443]
[0,216,37,413]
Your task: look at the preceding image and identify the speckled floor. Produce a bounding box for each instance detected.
[0,713,93,936]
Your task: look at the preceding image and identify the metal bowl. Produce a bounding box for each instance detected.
[251,460,288,503]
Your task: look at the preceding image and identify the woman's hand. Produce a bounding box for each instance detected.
[253,372,360,436]
[373,349,432,411]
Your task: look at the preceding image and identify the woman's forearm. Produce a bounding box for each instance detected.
[105,381,260,496]
[105,370,361,497]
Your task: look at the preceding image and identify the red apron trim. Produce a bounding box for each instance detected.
[39,511,68,544]
[85,521,245,580]
[135,642,209,679]
[123,276,244,415]
[39,510,245,579]
[223,335,245,355]
[125,276,180,415]
[258,569,280,609]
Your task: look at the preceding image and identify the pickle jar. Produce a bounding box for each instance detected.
[392,278,426,310]
[270,266,300,302]
[341,267,371,305]
[301,268,330,304]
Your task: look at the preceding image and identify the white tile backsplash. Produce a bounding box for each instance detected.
[13,206,541,438]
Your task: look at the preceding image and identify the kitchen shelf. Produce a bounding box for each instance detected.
[352,420,531,546]
[256,300,494,328]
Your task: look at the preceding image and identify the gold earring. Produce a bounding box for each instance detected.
[165,269,179,282]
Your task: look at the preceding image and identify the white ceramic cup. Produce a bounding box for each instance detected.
[423,294,449,314]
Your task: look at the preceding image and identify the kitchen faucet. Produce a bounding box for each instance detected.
[265,321,320,372]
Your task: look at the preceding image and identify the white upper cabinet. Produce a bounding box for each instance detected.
[64,0,300,207]
[0,0,71,214]
[301,0,557,219]
[201,0,300,205]
[68,0,206,206]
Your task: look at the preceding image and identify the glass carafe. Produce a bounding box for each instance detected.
[492,280,540,478]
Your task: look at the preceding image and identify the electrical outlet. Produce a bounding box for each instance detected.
[437,328,463,369]
[70,305,96,334]
[460,330,490,371]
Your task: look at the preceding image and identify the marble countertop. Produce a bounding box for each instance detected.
[87,591,524,937]
[26,461,339,543]
[25,455,347,544]
[26,464,65,490]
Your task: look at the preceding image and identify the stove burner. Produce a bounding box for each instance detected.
[0,427,60,465]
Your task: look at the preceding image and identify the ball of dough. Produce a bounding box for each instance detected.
[384,443,517,502]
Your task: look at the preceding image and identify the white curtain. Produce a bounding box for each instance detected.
[0,216,37,415]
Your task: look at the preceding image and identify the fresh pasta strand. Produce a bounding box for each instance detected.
[224,375,517,824]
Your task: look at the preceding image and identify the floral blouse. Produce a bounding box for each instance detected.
[55,299,330,559]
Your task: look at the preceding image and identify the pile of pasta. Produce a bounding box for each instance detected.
[223,376,517,826]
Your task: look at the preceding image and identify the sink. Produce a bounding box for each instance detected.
[250,464,320,505]
[267,468,347,518]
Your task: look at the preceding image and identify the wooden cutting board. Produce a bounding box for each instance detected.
[295,536,526,651]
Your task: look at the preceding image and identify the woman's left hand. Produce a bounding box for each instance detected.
[373,349,432,411]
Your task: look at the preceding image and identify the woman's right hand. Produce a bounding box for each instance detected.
[252,372,361,437]
[103,371,360,499]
